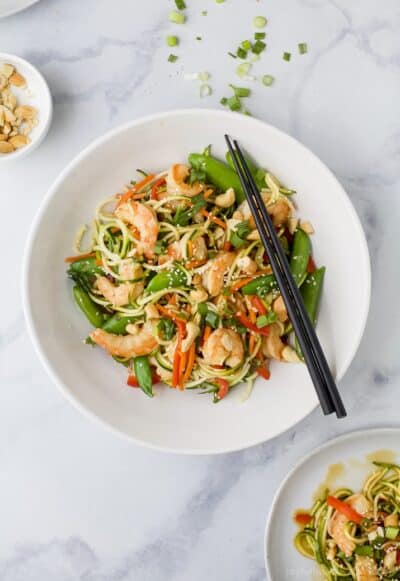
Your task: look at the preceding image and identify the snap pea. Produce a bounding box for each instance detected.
[146,266,187,293]
[133,356,154,398]
[73,286,105,327]
[102,313,140,335]
[188,153,245,202]
[67,256,103,277]
[241,274,278,296]
[296,267,325,357]
[289,229,311,286]
[225,151,266,190]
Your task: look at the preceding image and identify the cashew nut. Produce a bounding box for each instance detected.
[215,187,235,208]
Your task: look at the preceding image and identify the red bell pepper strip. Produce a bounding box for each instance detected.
[214,378,229,400]
[172,320,186,388]
[151,177,166,201]
[235,312,270,336]
[251,296,267,316]
[256,364,271,380]
[327,496,364,525]
[127,372,161,388]
[294,512,312,526]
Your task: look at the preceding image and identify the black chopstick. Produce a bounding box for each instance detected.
[225,135,346,418]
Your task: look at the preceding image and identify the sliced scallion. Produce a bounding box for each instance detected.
[298,42,308,55]
[200,84,212,97]
[196,36,202,41]
[168,54,178,63]
[175,0,186,9]
[262,74,274,86]
[241,40,252,51]
[199,71,210,81]
[283,51,291,61]
[254,32,266,40]
[229,84,251,98]
[237,47,248,59]
[166,36,178,47]
[226,95,241,111]
[220,97,228,106]
[201,10,207,15]
[252,40,266,54]
[169,10,185,24]
[236,62,252,78]
[253,16,267,28]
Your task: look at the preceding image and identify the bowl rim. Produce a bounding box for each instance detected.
[0,52,53,162]
[21,108,371,454]
[0,0,40,19]
[263,427,400,579]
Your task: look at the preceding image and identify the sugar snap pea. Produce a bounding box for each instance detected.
[102,313,140,335]
[295,267,325,357]
[241,274,278,296]
[188,153,245,202]
[289,229,311,286]
[133,356,154,398]
[68,256,103,277]
[146,266,187,293]
[73,286,105,327]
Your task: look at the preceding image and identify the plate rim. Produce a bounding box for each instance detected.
[21,108,371,454]
[264,426,400,579]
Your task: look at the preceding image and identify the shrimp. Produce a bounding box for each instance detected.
[237,192,292,229]
[119,261,142,281]
[190,236,207,260]
[262,323,285,360]
[355,555,378,580]
[203,328,244,368]
[96,277,135,307]
[115,201,159,258]
[203,252,235,297]
[90,322,157,358]
[328,494,372,557]
[166,164,203,197]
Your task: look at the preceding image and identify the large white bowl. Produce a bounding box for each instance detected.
[22,109,370,454]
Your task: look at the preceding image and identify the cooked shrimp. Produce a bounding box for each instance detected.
[90,322,157,358]
[262,323,285,360]
[203,252,235,297]
[119,261,142,281]
[166,164,203,197]
[328,495,372,557]
[273,295,288,322]
[115,201,159,258]
[203,328,244,368]
[190,236,207,260]
[96,277,134,307]
[237,193,292,229]
[355,555,378,580]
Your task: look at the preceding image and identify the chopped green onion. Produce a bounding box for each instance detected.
[175,0,186,8]
[197,303,208,316]
[228,51,237,59]
[220,97,228,106]
[262,74,274,86]
[241,40,252,51]
[226,95,241,111]
[198,71,210,81]
[355,546,374,557]
[254,32,266,40]
[216,0,225,3]
[166,36,178,47]
[205,310,219,328]
[229,84,251,97]
[169,10,185,24]
[253,16,267,28]
[283,51,291,61]
[252,40,266,54]
[256,312,277,327]
[237,47,248,59]
[298,42,308,55]
[200,84,212,97]
[236,62,252,78]
[168,54,178,63]
[385,526,399,540]
[201,10,207,15]
[196,36,202,41]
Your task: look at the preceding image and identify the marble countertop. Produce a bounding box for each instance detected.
[1,0,399,579]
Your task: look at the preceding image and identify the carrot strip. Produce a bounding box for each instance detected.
[172,351,181,388]
[157,305,186,322]
[230,277,254,292]
[64,251,96,263]
[202,325,212,345]
[249,333,255,354]
[183,343,196,384]
[204,188,214,199]
[257,364,271,380]
[251,296,267,316]
[200,208,226,229]
[178,349,188,390]
[223,241,232,252]
[187,240,193,258]
[169,294,177,306]
[116,174,155,208]
[186,259,207,269]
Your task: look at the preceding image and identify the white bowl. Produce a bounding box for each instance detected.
[0,0,41,18]
[0,52,52,161]
[264,428,400,580]
[22,109,370,454]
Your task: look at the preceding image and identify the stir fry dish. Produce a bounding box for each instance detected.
[65,147,324,401]
[294,462,400,580]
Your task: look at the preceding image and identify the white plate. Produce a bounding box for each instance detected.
[0,53,52,161]
[265,428,400,580]
[0,0,40,18]
[22,109,370,454]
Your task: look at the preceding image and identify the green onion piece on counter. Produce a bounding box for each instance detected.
[229,84,251,97]
[169,10,185,24]
[262,74,274,86]
[133,356,154,398]
[236,47,247,59]
[253,16,267,28]
[198,71,210,81]
[283,51,291,61]
[252,40,266,54]
[254,32,266,40]
[241,40,252,51]
[201,10,207,15]
[298,42,308,54]
[226,95,241,111]
[196,36,202,41]
[216,0,225,3]
[236,62,252,79]
[167,35,178,47]
[200,84,212,97]
[220,97,228,105]
[175,0,186,8]
[168,54,178,63]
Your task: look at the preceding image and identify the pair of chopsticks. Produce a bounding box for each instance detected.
[225,135,346,418]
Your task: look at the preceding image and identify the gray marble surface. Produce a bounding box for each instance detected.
[1,0,399,579]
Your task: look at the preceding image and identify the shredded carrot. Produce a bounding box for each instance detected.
[204,188,214,199]
[151,177,166,201]
[249,305,257,324]
[178,349,188,390]
[172,351,181,388]
[116,174,155,208]
[200,208,227,230]
[223,241,232,252]
[95,258,103,267]
[169,294,177,306]
[64,251,96,263]
[172,320,186,388]
[131,193,147,200]
[183,343,196,384]
[157,304,186,322]
[257,363,271,380]
[202,325,212,345]
[187,240,193,258]
[186,259,207,270]
[249,333,255,354]
[230,277,254,292]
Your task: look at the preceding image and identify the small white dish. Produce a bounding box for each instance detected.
[265,428,400,580]
[0,0,40,19]
[0,52,52,161]
[22,109,370,454]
